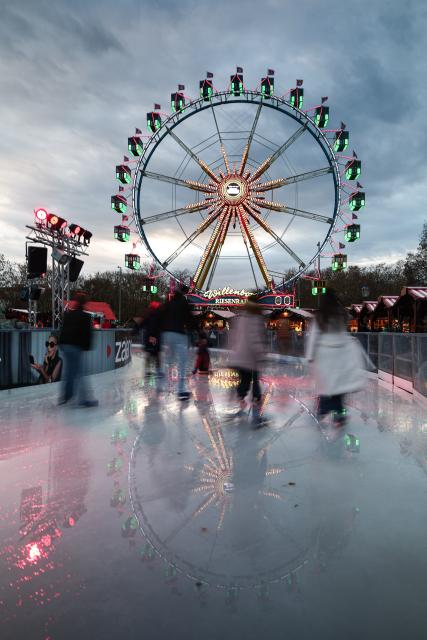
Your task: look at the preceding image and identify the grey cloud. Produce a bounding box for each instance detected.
[0,0,426,283]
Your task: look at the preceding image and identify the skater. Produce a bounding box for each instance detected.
[305,289,368,425]
[58,292,98,407]
[230,296,267,428]
[141,301,162,376]
[160,286,196,400]
[192,332,210,375]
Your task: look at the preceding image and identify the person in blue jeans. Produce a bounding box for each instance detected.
[58,292,98,407]
[158,287,196,400]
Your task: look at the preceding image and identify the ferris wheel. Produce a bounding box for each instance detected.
[112,68,365,292]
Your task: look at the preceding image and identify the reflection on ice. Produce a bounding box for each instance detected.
[1,354,427,637]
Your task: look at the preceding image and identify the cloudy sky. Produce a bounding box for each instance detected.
[0,0,426,288]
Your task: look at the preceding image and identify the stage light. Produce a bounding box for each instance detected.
[69,223,82,235]
[82,230,92,245]
[34,208,48,224]
[48,214,67,231]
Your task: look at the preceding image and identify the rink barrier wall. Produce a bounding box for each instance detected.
[0,329,132,389]
[208,330,427,400]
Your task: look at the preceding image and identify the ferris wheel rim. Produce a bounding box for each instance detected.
[132,90,341,293]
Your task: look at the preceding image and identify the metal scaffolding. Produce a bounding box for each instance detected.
[25,225,89,328]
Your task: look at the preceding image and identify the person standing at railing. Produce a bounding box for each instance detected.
[305,289,368,426]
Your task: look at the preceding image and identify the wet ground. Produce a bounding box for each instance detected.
[1,352,427,639]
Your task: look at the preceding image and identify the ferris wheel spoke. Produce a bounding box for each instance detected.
[237,207,272,288]
[205,208,234,289]
[255,166,333,192]
[163,207,223,267]
[196,209,231,289]
[244,204,306,268]
[238,102,263,175]
[140,201,213,225]
[165,125,220,183]
[143,170,216,193]
[209,104,231,174]
[249,123,308,183]
[193,207,228,289]
[254,200,333,224]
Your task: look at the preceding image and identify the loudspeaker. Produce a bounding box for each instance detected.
[69,257,84,282]
[27,246,47,278]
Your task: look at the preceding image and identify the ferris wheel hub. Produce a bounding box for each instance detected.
[219,175,248,206]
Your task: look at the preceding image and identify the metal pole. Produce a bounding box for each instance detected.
[317,242,321,309]
[117,266,122,325]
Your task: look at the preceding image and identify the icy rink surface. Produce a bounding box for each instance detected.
[1,352,427,640]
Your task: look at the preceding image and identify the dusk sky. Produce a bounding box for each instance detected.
[1,0,426,287]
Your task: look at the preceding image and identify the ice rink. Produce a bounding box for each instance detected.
[1,351,427,639]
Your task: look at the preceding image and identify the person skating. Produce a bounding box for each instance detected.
[230,296,268,428]
[192,332,210,375]
[160,286,196,400]
[141,301,162,376]
[305,288,368,425]
[58,292,98,407]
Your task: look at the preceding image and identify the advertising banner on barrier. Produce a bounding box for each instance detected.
[114,330,133,368]
[186,288,295,309]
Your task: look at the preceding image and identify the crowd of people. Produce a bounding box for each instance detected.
[31,287,370,426]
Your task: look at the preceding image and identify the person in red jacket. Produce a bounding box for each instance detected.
[192,333,210,374]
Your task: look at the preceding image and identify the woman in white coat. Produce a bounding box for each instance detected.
[231,297,266,416]
[305,289,367,424]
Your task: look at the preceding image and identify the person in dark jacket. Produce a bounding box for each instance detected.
[141,301,162,374]
[58,292,98,407]
[160,287,196,399]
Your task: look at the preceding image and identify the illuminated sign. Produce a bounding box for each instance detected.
[204,287,252,299]
[186,289,295,308]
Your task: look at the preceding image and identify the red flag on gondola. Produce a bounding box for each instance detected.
[207,71,213,78]
[353,150,358,158]
[154,103,161,110]
[135,127,142,134]
[122,215,129,222]
[352,213,358,220]
[296,79,303,87]
[356,182,363,189]
[236,66,243,73]
[268,68,275,76]
[340,121,346,130]
[178,84,185,91]
[321,96,328,103]
[119,186,124,192]
[123,155,129,162]
[339,242,345,249]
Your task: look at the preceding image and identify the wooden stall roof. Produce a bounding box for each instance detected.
[361,301,378,313]
[377,295,398,308]
[398,287,427,300]
[350,304,363,315]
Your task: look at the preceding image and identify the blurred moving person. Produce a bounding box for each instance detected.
[231,296,267,427]
[192,332,210,375]
[58,292,98,407]
[305,289,368,425]
[141,301,162,376]
[160,286,196,400]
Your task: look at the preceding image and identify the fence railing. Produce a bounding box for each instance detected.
[208,330,427,400]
